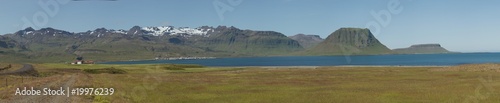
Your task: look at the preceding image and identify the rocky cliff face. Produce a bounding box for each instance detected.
[289,34,324,49]
[393,44,451,54]
[307,28,391,55]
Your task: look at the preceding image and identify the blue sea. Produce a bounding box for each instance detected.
[101,53,500,66]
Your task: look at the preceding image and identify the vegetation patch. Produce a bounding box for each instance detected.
[37,72,57,77]
[161,64,204,70]
[83,67,126,74]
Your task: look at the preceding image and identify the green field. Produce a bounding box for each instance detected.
[1,64,499,103]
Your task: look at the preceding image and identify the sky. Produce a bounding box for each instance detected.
[1,0,499,52]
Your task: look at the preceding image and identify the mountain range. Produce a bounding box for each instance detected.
[0,26,453,63]
[0,26,303,62]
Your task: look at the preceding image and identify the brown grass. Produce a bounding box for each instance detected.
[91,66,500,103]
[2,63,500,103]
[431,63,500,72]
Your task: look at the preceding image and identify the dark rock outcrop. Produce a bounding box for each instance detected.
[126,26,144,35]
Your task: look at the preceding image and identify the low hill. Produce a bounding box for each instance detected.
[393,44,452,54]
[305,28,392,55]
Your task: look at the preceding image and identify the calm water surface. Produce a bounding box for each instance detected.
[101,53,500,66]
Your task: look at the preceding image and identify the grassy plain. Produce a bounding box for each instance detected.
[2,63,500,103]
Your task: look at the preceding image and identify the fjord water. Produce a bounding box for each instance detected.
[102,53,500,66]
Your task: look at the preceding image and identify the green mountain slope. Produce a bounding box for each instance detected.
[305,28,392,55]
[194,26,303,56]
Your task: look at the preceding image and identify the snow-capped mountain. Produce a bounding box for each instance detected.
[84,28,128,37]
[12,26,217,38]
[13,26,216,38]
[140,26,214,37]
[15,27,73,37]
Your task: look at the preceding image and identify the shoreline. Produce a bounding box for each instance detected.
[210,65,449,68]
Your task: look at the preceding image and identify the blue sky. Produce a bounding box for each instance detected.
[1,0,499,52]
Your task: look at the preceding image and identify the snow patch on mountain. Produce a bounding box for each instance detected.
[13,26,216,38]
[141,26,212,37]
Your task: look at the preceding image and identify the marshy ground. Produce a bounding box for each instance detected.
[0,63,498,103]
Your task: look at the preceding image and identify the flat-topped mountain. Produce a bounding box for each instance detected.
[393,44,452,54]
[288,34,324,49]
[306,28,392,55]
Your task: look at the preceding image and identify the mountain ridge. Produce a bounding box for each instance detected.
[0,26,303,62]
[1,26,457,63]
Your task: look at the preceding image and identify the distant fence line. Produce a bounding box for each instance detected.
[1,76,38,87]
